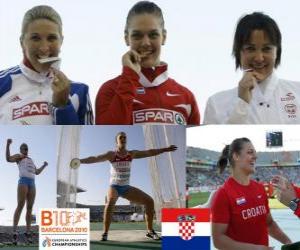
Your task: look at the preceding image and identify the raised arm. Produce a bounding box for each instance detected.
[6,139,12,162]
[130,145,177,159]
[79,151,114,164]
[36,161,48,175]
[6,139,22,163]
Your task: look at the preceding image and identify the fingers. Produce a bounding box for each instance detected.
[240,72,257,89]
[123,50,141,64]
[51,68,70,88]
[238,71,258,103]
[168,145,178,151]
[286,181,294,190]
[270,175,280,185]
[252,71,265,82]
[50,69,70,107]
[243,68,264,82]
[129,50,142,63]
[122,50,144,74]
[271,175,289,190]
[274,175,288,184]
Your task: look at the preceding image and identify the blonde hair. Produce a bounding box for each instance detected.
[20,5,62,41]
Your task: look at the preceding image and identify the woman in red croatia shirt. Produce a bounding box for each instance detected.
[211,137,291,250]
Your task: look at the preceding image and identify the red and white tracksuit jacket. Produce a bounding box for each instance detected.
[95,65,200,125]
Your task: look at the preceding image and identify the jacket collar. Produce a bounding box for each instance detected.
[138,63,168,88]
[20,61,53,85]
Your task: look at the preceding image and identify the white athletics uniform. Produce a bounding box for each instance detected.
[0,63,93,124]
[18,157,36,179]
[204,73,300,124]
[109,151,132,186]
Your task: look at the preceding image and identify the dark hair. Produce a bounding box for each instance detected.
[217,137,251,173]
[115,132,126,143]
[232,12,281,69]
[125,1,165,34]
[20,143,28,150]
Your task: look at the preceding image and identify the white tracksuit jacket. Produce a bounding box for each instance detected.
[0,62,93,125]
[204,73,300,124]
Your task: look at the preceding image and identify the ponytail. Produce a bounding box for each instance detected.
[217,145,230,174]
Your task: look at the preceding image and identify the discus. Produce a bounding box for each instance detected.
[282,241,300,250]
[70,158,80,169]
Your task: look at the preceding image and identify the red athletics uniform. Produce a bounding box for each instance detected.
[293,185,300,218]
[95,65,200,125]
[212,177,270,246]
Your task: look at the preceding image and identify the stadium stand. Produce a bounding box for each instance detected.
[187,147,300,192]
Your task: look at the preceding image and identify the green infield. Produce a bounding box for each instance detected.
[188,191,210,207]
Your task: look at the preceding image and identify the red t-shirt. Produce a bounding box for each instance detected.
[212,177,270,246]
[293,185,300,218]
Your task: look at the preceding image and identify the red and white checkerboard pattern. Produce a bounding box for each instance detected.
[179,221,195,240]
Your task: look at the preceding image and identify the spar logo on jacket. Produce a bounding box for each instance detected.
[12,102,49,120]
[133,108,186,125]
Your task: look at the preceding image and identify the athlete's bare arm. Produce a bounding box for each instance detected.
[36,161,48,175]
[79,151,114,164]
[6,139,22,163]
[130,145,177,159]
[266,214,291,244]
[212,223,273,250]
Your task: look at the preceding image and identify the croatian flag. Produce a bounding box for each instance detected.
[162,208,211,250]
[236,197,246,205]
